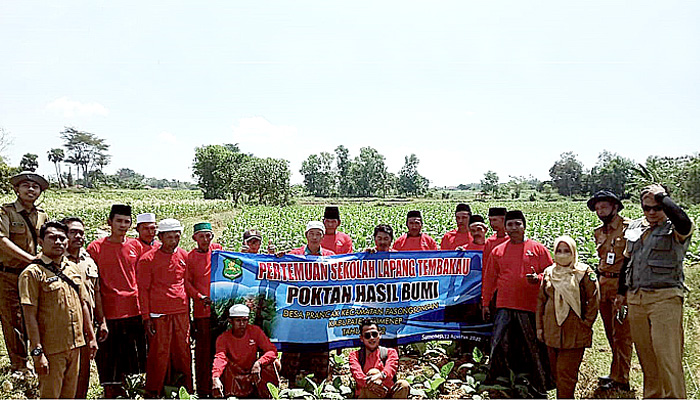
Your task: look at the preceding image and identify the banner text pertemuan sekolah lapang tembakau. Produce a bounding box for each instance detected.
[210,250,491,352]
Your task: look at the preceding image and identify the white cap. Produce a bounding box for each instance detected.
[136,213,156,224]
[305,221,325,235]
[158,218,184,233]
[229,304,250,318]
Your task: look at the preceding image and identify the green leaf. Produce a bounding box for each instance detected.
[440,361,454,378]
[267,383,280,400]
[178,386,190,399]
[430,377,446,391]
[410,388,427,398]
[472,347,483,363]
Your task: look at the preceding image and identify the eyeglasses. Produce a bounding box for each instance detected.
[642,205,663,212]
[363,331,379,339]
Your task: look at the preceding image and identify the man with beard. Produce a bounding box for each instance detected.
[587,191,632,391]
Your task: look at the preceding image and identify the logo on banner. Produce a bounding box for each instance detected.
[222,257,244,281]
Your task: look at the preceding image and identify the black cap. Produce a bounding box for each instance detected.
[243,229,263,242]
[109,204,132,219]
[407,210,422,219]
[587,190,624,212]
[488,207,507,217]
[455,203,471,213]
[469,215,485,225]
[324,206,340,220]
[505,210,526,228]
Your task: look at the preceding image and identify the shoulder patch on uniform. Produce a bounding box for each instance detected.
[589,272,597,282]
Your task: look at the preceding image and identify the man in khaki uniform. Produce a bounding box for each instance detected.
[617,184,694,399]
[0,172,49,376]
[587,190,632,391]
[19,221,98,398]
[62,216,99,399]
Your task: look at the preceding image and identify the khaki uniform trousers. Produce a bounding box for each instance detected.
[598,276,632,384]
[0,271,28,370]
[358,380,410,399]
[546,347,585,399]
[627,288,685,399]
[39,347,81,399]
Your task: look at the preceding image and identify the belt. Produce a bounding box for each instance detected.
[598,271,620,278]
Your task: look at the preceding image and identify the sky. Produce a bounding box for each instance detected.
[1,1,699,187]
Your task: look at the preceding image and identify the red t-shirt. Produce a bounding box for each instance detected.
[439,229,472,250]
[483,234,509,267]
[482,239,552,313]
[186,243,223,318]
[87,237,140,320]
[136,247,189,317]
[320,231,354,254]
[288,246,335,256]
[392,233,438,251]
[465,242,485,251]
[128,238,161,261]
[212,325,278,378]
[349,347,399,389]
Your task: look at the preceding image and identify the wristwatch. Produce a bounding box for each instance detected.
[30,347,43,357]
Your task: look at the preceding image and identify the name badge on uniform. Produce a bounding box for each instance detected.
[46,276,59,283]
[606,252,616,265]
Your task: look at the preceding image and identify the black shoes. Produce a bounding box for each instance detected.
[599,379,631,391]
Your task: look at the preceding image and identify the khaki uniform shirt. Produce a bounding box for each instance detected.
[19,254,88,355]
[594,214,630,274]
[536,266,600,349]
[67,248,98,313]
[0,200,48,269]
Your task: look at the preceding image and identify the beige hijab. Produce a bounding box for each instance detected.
[546,236,588,326]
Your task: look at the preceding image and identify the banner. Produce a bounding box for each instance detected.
[210,250,491,351]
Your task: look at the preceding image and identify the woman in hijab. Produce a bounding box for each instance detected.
[536,236,600,399]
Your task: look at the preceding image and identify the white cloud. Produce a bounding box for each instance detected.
[231,116,298,143]
[46,97,109,117]
[158,131,178,144]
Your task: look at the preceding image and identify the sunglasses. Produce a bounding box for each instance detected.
[642,205,663,212]
[363,331,379,339]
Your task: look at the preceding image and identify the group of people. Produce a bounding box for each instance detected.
[0,170,694,399]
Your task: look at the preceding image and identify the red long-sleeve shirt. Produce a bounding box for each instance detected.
[483,234,509,267]
[87,237,140,320]
[482,239,552,313]
[320,231,354,254]
[288,246,335,256]
[211,325,277,379]
[128,238,161,261]
[349,347,399,389]
[392,233,438,251]
[137,247,189,318]
[439,230,472,250]
[186,243,223,318]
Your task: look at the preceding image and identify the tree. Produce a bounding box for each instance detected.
[20,153,39,172]
[115,168,145,189]
[347,147,390,197]
[47,148,65,188]
[192,144,250,201]
[61,127,110,188]
[0,127,12,161]
[549,152,584,197]
[480,171,500,196]
[0,160,20,193]
[240,157,291,205]
[335,145,352,196]
[299,152,336,197]
[589,150,635,197]
[397,154,429,196]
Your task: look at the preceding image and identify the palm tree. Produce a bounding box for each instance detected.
[47,148,65,188]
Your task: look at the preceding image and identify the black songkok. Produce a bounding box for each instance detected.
[455,203,471,213]
[406,210,422,219]
[109,204,132,219]
[469,214,485,224]
[505,210,526,228]
[324,206,340,220]
[488,207,507,217]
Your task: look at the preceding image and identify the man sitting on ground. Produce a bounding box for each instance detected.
[349,319,410,399]
[212,304,279,399]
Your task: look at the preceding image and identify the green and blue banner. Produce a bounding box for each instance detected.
[210,250,491,351]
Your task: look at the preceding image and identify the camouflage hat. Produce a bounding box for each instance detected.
[10,171,49,191]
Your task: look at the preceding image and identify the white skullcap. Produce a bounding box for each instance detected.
[305,221,325,235]
[158,218,184,233]
[136,213,156,224]
[229,304,250,318]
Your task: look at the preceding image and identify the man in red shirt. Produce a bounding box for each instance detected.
[212,304,279,399]
[186,222,223,397]
[288,221,335,256]
[366,224,394,253]
[86,204,146,399]
[483,207,508,266]
[465,215,487,251]
[481,210,554,397]
[320,206,354,254]
[440,203,473,250]
[392,211,437,251]
[137,218,193,396]
[349,318,409,399]
[129,212,160,259]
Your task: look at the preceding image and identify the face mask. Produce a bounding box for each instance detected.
[555,253,574,267]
